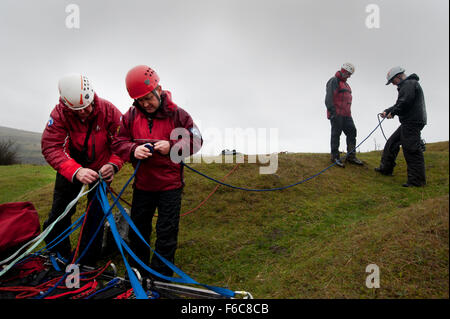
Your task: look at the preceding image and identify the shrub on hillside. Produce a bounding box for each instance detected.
[0,139,19,165]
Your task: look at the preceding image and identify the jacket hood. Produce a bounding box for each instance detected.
[398,74,420,89]
[335,71,347,82]
[405,73,420,81]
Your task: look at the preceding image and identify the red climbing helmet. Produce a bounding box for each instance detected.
[125,65,160,99]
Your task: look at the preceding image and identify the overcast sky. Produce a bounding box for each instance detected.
[0,0,448,155]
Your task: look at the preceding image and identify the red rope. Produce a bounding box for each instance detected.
[108,163,240,217]
[114,288,134,299]
[44,280,98,299]
[181,163,240,217]
[71,196,96,264]
[11,261,112,299]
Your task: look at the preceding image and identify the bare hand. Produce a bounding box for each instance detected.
[99,164,115,183]
[134,144,153,159]
[154,140,170,155]
[76,168,99,184]
[387,112,393,119]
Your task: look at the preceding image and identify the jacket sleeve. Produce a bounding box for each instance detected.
[169,108,203,158]
[385,80,417,116]
[105,104,125,172]
[111,108,139,162]
[325,77,338,116]
[41,107,82,182]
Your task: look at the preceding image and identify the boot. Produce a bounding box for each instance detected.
[374,166,393,176]
[347,156,364,165]
[331,157,345,168]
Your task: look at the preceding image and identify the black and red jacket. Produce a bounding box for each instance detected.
[112,90,203,192]
[325,71,353,119]
[41,94,124,182]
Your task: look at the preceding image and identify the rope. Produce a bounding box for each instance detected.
[182,117,386,192]
[0,183,97,277]
[181,163,240,217]
[107,163,241,217]
[11,261,112,299]
[70,197,95,264]
[101,181,236,298]
[377,113,389,141]
[107,186,133,208]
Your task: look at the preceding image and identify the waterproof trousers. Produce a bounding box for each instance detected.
[128,187,182,279]
[330,115,357,159]
[43,173,104,265]
[379,124,426,186]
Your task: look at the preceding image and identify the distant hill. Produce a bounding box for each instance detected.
[0,126,46,165]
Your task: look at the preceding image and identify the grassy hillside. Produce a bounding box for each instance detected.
[2,141,448,298]
[0,165,55,204]
[0,126,46,165]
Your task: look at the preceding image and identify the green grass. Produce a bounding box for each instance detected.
[0,164,55,204]
[1,141,448,298]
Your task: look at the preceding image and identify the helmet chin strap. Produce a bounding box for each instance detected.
[152,88,162,106]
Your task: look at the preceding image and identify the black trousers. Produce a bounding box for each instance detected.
[43,173,104,265]
[380,124,426,185]
[128,187,182,278]
[330,115,357,159]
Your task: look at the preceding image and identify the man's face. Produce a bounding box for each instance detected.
[341,70,351,79]
[72,104,94,121]
[136,87,161,114]
[392,76,402,86]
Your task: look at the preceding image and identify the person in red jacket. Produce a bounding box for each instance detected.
[41,74,123,265]
[112,65,202,280]
[325,63,363,167]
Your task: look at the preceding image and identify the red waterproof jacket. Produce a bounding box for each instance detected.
[325,71,353,118]
[112,91,202,192]
[41,94,124,182]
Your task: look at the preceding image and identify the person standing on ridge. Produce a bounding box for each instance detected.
[112,65,203,280]
[325,63,364,167]
[375,66,427,187]
[41,74,124,265]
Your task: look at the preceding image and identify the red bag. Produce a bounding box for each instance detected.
[0,202,41,253]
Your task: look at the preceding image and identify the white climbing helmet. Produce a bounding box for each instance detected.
[58,74,95,110]
[386,66,405,85]
[341,63,355,74]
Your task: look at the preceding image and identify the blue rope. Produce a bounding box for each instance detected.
[105,188,236,298]
[35,162,143,299]
[84,278,120,299]
[182,117,386,191]
[97,181,148,299]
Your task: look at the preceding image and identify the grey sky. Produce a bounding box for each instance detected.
[0,0,448,155]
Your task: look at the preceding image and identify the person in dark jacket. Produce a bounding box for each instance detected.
[325,63,363,167]
[375,67,427,187]
[112,65,202,280]
[41,74,123,265]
